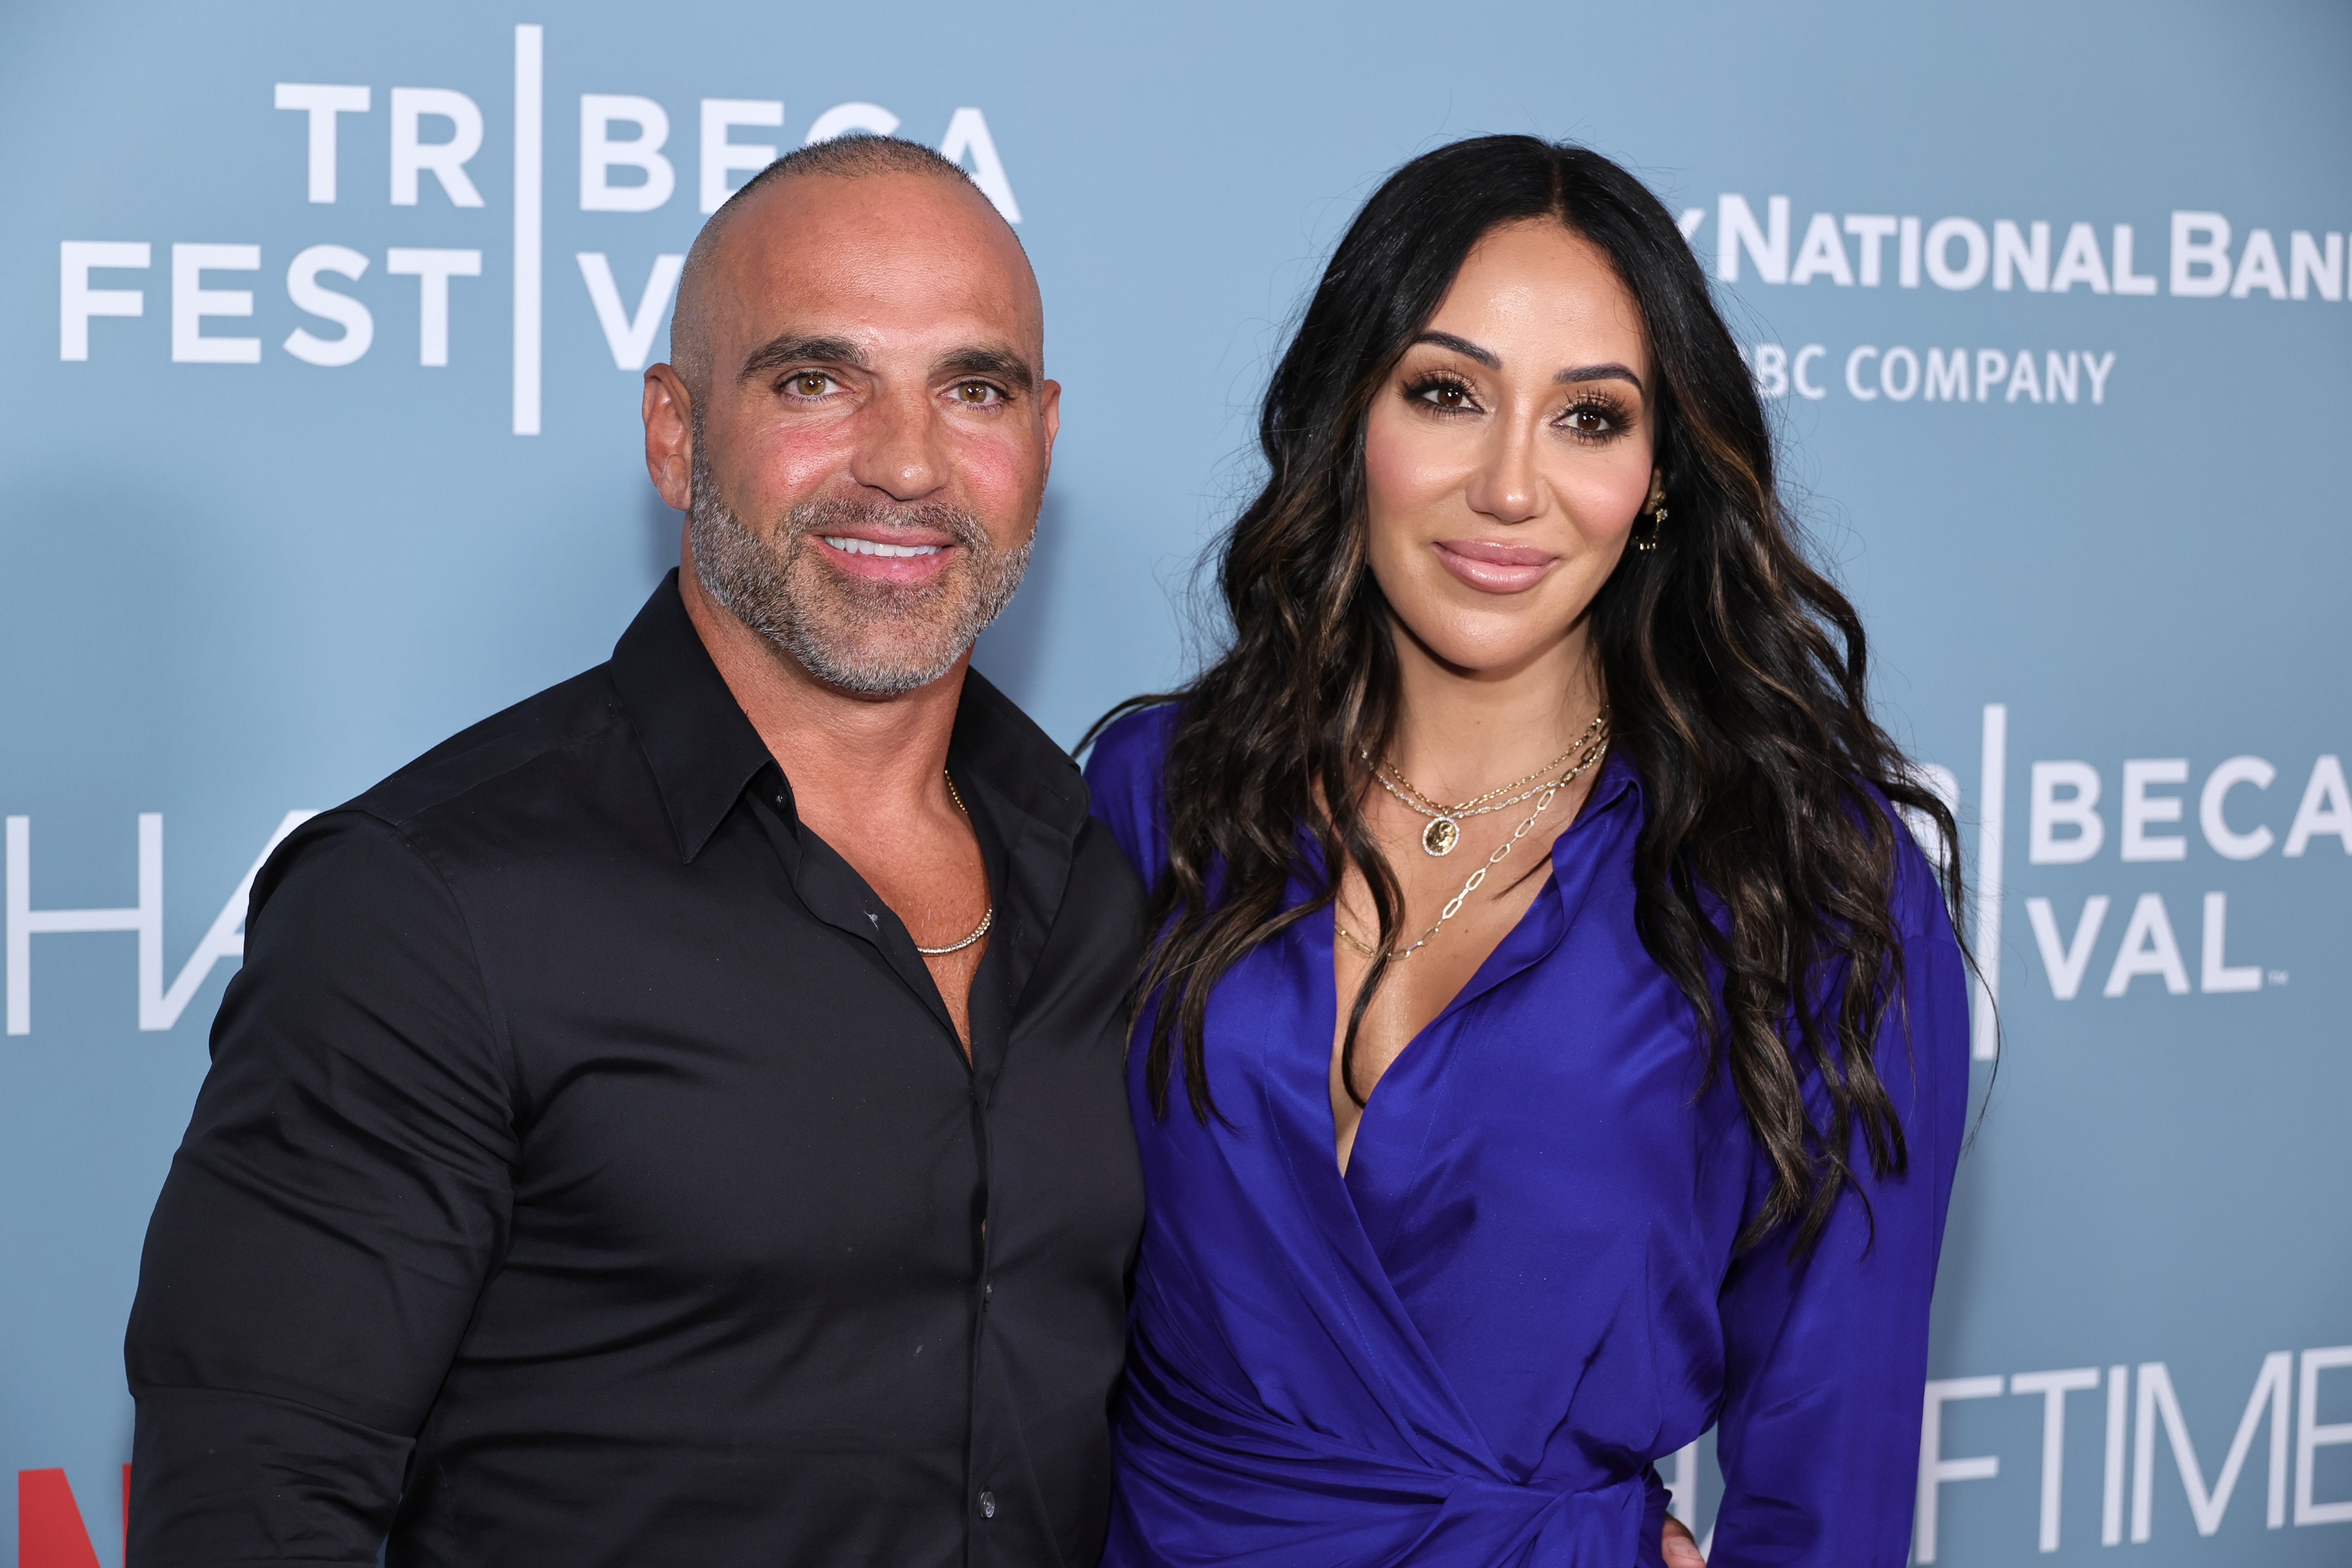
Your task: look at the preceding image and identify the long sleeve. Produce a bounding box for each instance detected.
[125,812,517,1565]
[1708,842,1971,1566]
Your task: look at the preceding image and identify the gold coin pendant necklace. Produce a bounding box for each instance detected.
[1336,720,1610,961]
[1366,709,1609,858]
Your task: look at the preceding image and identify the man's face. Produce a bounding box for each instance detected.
[661,171,1059,697]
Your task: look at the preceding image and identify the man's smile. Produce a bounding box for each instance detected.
[820,535,944,558]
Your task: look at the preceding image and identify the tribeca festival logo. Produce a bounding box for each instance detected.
[1685,195,2352,408]
[1915,707,2345,1069]
[54,22,1020,434]
[2012,748,2345,1004]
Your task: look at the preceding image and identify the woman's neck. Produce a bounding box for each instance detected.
[1383,620,1605,806]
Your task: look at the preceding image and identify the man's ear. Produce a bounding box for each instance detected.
[643,365,696,512]
[1038,377,1062,483]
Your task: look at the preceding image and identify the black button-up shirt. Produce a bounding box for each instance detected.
[126,575,1147,1567]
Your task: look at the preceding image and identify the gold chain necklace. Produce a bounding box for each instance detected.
[1372,771,1557,855]
[1367,710,1608,857]
[913,770,994,956]
[1334,726,1609,960]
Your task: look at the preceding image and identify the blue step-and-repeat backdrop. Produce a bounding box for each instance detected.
[3,2,2346,1563]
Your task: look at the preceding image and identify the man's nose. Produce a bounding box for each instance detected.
[849,385,948,503]
[1462,418,1544,525]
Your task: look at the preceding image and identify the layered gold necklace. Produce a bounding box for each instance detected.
[1337,713,1610,961]
[1365,709,1609,857]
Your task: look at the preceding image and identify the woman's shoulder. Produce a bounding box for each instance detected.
[1081,700,1184,885]
[1086,701,1181,786]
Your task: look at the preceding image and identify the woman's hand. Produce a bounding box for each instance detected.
[1664,1514,1706,1566]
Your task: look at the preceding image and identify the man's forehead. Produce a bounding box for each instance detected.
[713,173,1041,353]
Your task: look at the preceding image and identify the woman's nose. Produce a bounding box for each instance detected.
[1462,421,1544,524]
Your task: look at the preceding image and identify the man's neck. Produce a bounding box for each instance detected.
[677,548,965,824]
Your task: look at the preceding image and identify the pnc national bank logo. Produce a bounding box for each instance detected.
[1686,197,2348,305]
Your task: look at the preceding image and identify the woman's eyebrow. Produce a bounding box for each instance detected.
[1410,330,1499,368]
[1558,362,1645,393]
[1411,334,1646,396]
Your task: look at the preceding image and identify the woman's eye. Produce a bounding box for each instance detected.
[1416,380,1472,410]
[1563,407,1613,434]
[790,372,835,398]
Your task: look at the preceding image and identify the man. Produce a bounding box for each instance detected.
[126,137,1143,1566]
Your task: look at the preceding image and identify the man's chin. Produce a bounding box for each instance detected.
[780,621,975,701]
[797,550,958,615]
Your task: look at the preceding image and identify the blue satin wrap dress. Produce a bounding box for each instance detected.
[1083,706,1968,1567]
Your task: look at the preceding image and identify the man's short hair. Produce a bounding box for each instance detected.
[668,136,996,396]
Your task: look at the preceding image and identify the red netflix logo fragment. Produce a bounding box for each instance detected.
[15,1465,129,1568]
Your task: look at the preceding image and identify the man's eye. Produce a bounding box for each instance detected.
[954,381,1000,406]
[790,372,835,397]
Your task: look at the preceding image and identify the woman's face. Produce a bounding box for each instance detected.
[1361,219,1657,677]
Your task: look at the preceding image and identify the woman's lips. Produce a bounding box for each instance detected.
[1432,538,1560,595]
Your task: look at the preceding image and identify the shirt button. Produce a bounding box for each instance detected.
[978,1490,997,1520]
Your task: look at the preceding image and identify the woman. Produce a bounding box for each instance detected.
[1082,136,1970,1566]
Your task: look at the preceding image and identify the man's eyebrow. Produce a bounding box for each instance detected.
[936,346,1036,396]
[1557,362,1645,393]
[1410,330,1499,368]
[738,334,868,383]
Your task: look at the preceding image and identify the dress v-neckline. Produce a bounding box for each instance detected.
[1318,873,1570,1213]
[1324,866,1557,1178]
[1321,755,1634,1186]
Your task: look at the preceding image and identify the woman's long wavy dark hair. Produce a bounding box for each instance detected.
[1093,135,1967,1252]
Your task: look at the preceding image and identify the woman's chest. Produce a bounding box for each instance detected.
[1138,915,1754,1474]
[1340,924,1746,1263]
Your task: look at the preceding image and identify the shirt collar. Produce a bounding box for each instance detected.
[608,571,1091,863]
[1582,743,1642,818]
[610,572,780,863]
[947,664,1090,842]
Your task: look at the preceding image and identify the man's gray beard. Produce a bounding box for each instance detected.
[687,439,1032,699]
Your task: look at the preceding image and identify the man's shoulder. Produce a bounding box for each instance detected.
[244,662,646,940]
[347,662,636,843]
